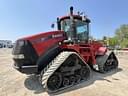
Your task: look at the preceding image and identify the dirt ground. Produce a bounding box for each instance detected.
[0,48,128,96]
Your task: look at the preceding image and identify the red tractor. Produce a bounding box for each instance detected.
[12,7,118,93]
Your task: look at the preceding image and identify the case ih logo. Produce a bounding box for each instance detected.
[52,34,63,38]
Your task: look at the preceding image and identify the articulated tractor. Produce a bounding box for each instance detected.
[13,7,118,93]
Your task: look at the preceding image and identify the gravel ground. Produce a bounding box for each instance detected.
[0,48,128,96]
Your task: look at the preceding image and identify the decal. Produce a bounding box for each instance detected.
[31,34,63,44]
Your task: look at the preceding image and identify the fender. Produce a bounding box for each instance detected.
[37,44,62,73]
[96,47,107,56]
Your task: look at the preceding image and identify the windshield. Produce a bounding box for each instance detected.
[60,19,88,41]
[61,19,71,32]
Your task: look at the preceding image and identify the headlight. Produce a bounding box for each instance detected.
[13,54,24,59]
[18,40,24,47]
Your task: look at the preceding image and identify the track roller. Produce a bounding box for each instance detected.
[63,77,70,87]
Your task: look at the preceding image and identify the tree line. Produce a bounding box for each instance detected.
[103,24,128,48]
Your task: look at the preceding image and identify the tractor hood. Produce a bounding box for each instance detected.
[18,30,65,41]
[13,30,66,56]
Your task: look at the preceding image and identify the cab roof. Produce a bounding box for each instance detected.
[59,15,91,23]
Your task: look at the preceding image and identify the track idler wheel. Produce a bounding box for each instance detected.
[47,72,62,91]
[80,66,91,80]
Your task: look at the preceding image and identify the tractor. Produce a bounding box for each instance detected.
[12,7,118,93]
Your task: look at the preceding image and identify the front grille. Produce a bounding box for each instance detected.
[12,40,38,66]
[13,40,25,54]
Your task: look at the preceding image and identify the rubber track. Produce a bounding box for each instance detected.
[96,51,118,73]
[40,51,91,92]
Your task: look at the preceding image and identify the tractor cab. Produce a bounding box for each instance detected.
[57,7,91,43]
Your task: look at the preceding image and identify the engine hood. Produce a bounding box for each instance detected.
[17,30,64,41]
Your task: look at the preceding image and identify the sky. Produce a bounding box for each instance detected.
[0,0,128,42]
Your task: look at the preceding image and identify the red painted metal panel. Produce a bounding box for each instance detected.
[19,31,66,56]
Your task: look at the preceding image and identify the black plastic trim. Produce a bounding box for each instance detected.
[37,44,62,73]
[13,40,38,67]
[13,63,38,74]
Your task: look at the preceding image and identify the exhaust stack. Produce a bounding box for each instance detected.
[68,6,77,43]
[70,6,73,15]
